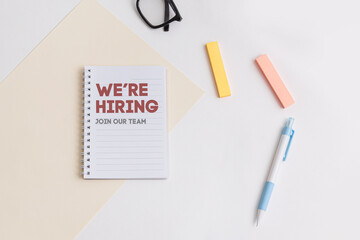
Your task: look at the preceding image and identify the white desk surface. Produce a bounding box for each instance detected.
[2,0,360,239]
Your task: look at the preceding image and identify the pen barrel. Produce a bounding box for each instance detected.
[258,181,275,211]
[258,119,294,215]
[267,134,290,183]
[258,134,289,211]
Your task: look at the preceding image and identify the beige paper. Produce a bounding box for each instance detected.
[0,0,203,239]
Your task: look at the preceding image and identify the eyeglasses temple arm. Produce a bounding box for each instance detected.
[164,0,170,31]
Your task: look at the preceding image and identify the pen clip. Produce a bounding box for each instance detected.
[283,129,294,161]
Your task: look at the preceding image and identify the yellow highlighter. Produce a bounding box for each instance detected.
[206,41,231,98]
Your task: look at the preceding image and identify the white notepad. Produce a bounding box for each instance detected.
[82,66,168,179]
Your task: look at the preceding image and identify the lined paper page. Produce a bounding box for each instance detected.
[83,66,167,179]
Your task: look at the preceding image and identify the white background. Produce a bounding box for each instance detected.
[1,0,360,239]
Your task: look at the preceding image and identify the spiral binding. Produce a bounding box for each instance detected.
[81,68,92,177]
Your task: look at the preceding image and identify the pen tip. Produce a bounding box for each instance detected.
[256,210,263,227]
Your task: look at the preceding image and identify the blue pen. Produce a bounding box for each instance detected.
[256,117,295,226]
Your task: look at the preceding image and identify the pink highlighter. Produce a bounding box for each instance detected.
[255,54,295,108]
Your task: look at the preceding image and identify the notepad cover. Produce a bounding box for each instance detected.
[83,66,168,179]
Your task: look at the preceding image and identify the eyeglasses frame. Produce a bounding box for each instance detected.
[136,0,183,31]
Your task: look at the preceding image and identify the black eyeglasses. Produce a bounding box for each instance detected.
[136,0,182,32]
